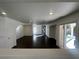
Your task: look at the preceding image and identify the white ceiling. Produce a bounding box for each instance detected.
[0,0,79,2]
[0,2,79,23]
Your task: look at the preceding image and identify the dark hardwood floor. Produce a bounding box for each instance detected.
[12,36,59,49]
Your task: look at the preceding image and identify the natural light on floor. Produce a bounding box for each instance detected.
[66,37,75,49]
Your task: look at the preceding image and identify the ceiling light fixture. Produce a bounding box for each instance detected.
[1,12,7,15]
[49,12,54,15]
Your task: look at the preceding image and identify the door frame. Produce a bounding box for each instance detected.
[59,21,77,48]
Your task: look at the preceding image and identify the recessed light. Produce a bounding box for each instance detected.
[1,12,7,15]
[49,12,54,15]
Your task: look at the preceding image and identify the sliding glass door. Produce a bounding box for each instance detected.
[64,23,76,49]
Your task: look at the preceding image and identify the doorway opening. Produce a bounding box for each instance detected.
[64,23,76,49]
[59,23,76,49]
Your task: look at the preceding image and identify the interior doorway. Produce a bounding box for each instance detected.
[49,25,56,39]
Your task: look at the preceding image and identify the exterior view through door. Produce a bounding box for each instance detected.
[59,23,76,49]
[64,23,76,49]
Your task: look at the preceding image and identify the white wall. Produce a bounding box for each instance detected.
[46,25,49,37]
[33,24,43,35]
[5,17,24,48]
[0,16,33,48]
[49,11,79,48]
[0,17,8,48]
[16,25,24,39]
[59,25,64,48]
[23,25,32,36]
[0,17,24,48]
